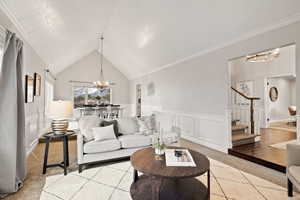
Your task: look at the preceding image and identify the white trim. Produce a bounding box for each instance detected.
[0,1,27,38]
[26,139,39,156]
[297,116,300,142]
[130,13,300,80]
[181,135,228,153]
[268,118,293,123]
[153,110,230,152]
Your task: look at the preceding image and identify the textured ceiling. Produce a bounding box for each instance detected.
[1,0,300,79]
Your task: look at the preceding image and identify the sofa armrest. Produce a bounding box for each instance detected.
[77,133,84,165]
[287,143,300,167]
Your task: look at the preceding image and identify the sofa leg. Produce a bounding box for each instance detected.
[288,179,293,197]
[78,165,83,173]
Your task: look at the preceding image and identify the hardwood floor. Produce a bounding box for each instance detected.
[229,128,296,172]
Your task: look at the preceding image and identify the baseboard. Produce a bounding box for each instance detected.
[26,131,45,156]
[269,118,291,123]
[181,135,228,153]
[26,139,39,156]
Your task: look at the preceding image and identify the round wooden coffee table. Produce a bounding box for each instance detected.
[130,147,210,200]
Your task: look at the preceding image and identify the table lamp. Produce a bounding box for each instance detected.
[48,100,73,134]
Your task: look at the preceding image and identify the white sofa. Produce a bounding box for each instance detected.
[77,114,179,173]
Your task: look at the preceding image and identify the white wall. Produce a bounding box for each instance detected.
[130,21,300,151]
[54,51,130,110]
[267,77,296,122]
[0,10,47,153]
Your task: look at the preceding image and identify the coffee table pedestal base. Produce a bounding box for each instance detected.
[130,175,209,200]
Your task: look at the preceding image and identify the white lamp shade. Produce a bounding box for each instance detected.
[48,101,73,119]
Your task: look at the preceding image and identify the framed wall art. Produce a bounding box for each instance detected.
[25,75,34,103]
[34,72,41,96]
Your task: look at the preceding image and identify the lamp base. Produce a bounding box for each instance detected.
[51,119,69,135]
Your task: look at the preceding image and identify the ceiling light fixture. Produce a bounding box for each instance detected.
[94,35,115,88]
[246,48,280,63]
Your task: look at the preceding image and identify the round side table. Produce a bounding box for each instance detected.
[42,131,74,175]
[130,147,210,200]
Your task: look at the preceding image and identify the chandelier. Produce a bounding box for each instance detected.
[94,35,115,88]
[246,48,280,63]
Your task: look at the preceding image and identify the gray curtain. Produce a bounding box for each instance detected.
[0,30,26,196]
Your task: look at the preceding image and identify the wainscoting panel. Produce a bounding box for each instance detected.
[25,110,48,155]
[155,111,230,153]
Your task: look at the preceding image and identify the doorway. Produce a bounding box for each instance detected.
[228,44,297,172]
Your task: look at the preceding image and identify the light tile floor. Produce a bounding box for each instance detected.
[40,158,300,200]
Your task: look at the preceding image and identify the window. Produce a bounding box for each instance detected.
[45,80,54,114]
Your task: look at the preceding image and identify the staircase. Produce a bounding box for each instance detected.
[232,123,260,146]
[231,87,261,147]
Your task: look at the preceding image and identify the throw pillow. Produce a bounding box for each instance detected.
[117,117,139,135]
[79,116,103,141]
[92,125,116,141]
[100,120,121,137]
[136,118,152,135]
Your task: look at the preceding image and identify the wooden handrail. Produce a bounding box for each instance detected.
[231,87,260,100]
[231,87,260,134]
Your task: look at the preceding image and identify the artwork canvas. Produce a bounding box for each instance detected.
[34,73,41,96]
[73,87,111,108]
[236,81,253,105]
[25,75,34,103]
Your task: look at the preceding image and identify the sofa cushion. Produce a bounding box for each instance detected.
[117,117,138,135]
[100,120,121,137]
[79,116,103,142]
[118,135,151,148]
[83,139,121,154]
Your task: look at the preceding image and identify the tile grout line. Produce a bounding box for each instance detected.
[68,177,90,200]
[42,190,65,200]
[239,172,287,192]
[239,169,268,200]
[108,168,130,200]
[43,174,65,190]
[210,171,230,200]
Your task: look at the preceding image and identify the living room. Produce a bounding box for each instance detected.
[1,1,300,200]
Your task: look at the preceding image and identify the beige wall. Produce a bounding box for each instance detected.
[54,51,130,104]
[0,10,47,153]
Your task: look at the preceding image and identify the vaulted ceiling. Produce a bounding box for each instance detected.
[1,0,300,79]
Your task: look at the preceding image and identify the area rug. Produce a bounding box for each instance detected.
[40,158,298,200]
[269,140,299,150]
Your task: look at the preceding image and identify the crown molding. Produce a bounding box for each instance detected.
[130,13,300,80]
[0,1,28,38]
[0,1,51,68]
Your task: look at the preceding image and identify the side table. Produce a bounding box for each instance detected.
[42,131,74,175]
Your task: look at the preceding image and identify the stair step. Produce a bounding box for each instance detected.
[232,133,260,142]
[232,125,248,132]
